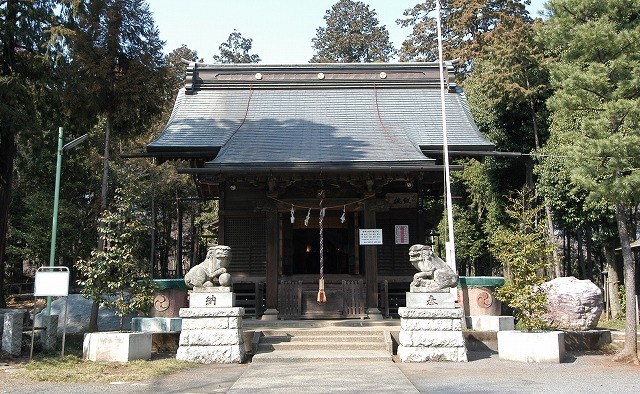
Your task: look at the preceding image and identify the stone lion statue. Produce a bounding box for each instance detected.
[409,244,458,292]
[184,245,232,289]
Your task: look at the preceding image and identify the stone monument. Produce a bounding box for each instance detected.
[176,245,245,363]
[398,244,467,362]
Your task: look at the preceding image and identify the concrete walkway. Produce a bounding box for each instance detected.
[2,350,639,394]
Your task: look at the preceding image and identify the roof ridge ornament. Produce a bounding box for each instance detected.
[185,62,197,95]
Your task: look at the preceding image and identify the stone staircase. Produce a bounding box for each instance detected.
[610,330,640,349]
[251,327,392,363]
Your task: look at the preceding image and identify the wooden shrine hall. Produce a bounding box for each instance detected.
[146,62,494,320]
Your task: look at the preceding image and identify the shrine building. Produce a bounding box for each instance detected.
[146,62,493,320]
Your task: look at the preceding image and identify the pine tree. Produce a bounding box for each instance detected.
[541,0,640,364]
[311,0,394,63]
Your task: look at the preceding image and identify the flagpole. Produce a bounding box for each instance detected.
[435,0,456,271]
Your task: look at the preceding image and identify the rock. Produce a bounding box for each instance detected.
[34,294,135,334]
[542,277,603,331]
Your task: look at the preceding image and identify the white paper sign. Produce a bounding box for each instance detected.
[395,225,409,244]
[359,229,383,245]
[34,268,70,297]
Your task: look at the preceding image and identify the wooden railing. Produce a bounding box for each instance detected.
[234,281,266,318]
[342,279,366,318]
[278,280,303,319]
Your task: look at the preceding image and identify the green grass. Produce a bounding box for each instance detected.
[597,317,639,331]
[17,354,197,383]
[12,336,197,383]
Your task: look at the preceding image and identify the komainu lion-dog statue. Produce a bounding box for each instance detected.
[409,244,458,292]
[184,245,232,288]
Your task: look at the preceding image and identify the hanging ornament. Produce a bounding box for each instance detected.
[317,190,327,303]
[340,205,346,223]
[290,205,295,224]
[304,208,311,226]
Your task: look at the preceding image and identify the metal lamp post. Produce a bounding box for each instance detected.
[46,127,88,315]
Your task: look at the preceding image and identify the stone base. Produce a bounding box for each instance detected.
[189,292,235,308]
[406,292,456,308]
[261,309,279,320]
[2,311,25,356]
[367,308,384,320]
[398,306,467,362]
[177,345,244,363]
[83,332,152,362]
[176,307,245,364]
[132,317,182,332]
[398,345,468,362]
[465,315,515,331]
[498,330,565,363]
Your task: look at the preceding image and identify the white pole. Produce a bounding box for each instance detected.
[435,0,457,272]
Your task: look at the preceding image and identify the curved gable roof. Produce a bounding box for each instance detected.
[147,63,493,172]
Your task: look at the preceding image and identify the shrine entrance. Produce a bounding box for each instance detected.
[279,211,366,319]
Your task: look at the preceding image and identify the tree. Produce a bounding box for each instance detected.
[397,0,531,76]
[61,0,167,330]
[0,0,57,307]
[440,158,500,276]
[213,30,260,64]
[490,188,553,331]
[76,184,156,331]
[463,18,562,277]
[166,45,200,97]
[311,0,393,63]
[540,0,640,364]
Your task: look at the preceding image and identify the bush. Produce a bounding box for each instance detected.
[489,187,554,331]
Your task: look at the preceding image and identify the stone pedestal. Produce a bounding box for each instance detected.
[176,290,245,364]
[398,293,467,362]
[498,330,565,363]
[83,332,152,362]
[40,315,58,351]
[2,312,25,356]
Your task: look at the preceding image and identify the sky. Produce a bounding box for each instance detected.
[148,0,548,64]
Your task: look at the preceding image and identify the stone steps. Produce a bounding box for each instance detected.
[252,328,391,363]
[610,330,640,349]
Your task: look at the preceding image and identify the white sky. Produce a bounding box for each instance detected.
[148,0,548,64]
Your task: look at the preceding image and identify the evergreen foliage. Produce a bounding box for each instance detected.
[397,0,531,76]
[0,0,58,307]
[311,0,393,63]
[490,188,553,331]
[213,30,261,64]
[540,0,640,363]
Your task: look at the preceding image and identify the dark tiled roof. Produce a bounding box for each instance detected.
[147,63,493,171]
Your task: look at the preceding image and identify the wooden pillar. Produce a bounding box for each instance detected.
[176,200,183,278]
[363,200,382,319]
[218,187,226,245]
[263,203,279,319]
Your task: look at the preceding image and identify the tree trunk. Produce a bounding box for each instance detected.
[585,228,593,281]
[613,201,639,364]
[150,169,156,278]
[176,194,183,278]
[564,232,572,277]
[545,205,562,278]
[0,131,16,308]
[89,114,112,332]
[603,245,622,319]
[577,229,587,279]
[526,87,562,279]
